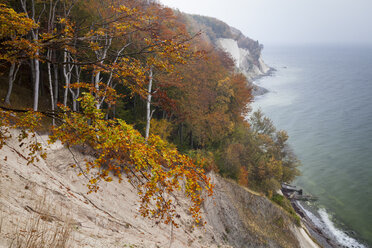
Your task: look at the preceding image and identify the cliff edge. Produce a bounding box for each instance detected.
[182,14,272,95]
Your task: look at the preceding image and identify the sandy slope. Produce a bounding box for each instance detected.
[0,130,226,247]
[0,130,318,247]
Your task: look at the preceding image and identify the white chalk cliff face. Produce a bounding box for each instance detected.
[217,38,270,82]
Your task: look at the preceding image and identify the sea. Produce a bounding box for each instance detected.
[251,44,372,247]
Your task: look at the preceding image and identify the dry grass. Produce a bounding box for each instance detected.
[0,193,74,248]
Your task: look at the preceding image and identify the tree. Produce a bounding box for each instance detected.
[0,3,38,105]
[169,45,247,148]
[0,2,214,226]
[19,0,43,111]
[50,93,214,225]
[248,110,300,191]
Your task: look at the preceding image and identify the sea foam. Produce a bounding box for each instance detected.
[318,208,366,248]
[297,203,366,248]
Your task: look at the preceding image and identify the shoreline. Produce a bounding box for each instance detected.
[284,188,368,248]
[292,201,339,248]
[255,65,342,247]
[251,67,276,96]
[254,48,371,248]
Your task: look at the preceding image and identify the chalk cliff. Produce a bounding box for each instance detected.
[216,38,270,81]
[182,14,272,95]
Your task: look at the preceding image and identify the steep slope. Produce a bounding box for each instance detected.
[203,174,319,248]
[0,130,222,248]
[0,130,317,247]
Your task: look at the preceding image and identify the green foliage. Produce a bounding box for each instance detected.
[186,149,217,172]
[250,109,276,135]
[213,110,300,195]
[271,193,301,226]
[150,118,174,141]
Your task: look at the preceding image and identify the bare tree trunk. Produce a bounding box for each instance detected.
[63,50,73,106]
[53,61,59,105]
[5,63,20,105]
[20,0,42,111]
[47,0,59,113]
[93,34,114,110]
[71,92,78,111]
[33,55,40,111]
[145,67,154,141]
[5,63,16,105]
[70,66,81,111]
[47,52,55,108]
[94,71,101,109]
[47,50,55,125]
[30,59,35,85]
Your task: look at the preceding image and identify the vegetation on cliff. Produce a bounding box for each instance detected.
[0,0,299,226]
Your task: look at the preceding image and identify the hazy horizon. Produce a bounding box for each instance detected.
[160,0,372,46]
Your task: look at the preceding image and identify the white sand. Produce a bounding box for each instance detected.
[292,226,320,248]
[0,130,227,248]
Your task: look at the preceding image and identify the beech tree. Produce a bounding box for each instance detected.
[0,3,38,105]
[19,0,43,111]
[169,46,250,148]
[1,0,300,220]
[0,2,214,226]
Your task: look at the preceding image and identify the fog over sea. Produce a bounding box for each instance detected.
[251,45,372,247]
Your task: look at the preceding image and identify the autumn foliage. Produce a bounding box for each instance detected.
[0,0,300,226]
[0,4,38,62]
[48,93,212,225]
[0,0,213,226]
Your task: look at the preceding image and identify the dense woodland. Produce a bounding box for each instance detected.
[0,0,299,225]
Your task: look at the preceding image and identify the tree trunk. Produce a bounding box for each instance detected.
[63,50,72,106]
[70,66,81,112]
[33,56,40,111]
[70,87,79,112]
[47,50,55,125]
[20,0,41,111]
[94,71,101,109]
[53,62,59,105]
[5,63,20,105]
[72,96,77,111]
[145,67,153,141]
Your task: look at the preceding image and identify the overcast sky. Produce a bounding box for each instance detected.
[160,0,372,45]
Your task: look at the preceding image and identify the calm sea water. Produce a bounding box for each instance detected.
[252,45,372,247]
